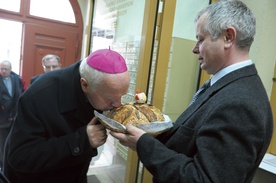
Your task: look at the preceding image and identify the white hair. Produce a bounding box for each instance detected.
[79,58,107,92]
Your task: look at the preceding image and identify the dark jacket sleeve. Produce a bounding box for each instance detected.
[137,96,272,183]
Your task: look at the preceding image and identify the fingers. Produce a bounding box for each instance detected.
[110,124,146,151]
[87,132,108,148]
[86,117,108,148]
[101,134,108,142]
[110,130,124,140]
[125,123,135,132]
[109,131,124,143]
[125,123,146,136]
[88,116,100,125]
[110,131,137,151]
[88,117,106,132]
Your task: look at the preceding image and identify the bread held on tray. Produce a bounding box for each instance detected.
[107,91,165,126]
[107,103,165,126]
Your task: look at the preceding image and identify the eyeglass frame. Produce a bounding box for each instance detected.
[43,65,61,70]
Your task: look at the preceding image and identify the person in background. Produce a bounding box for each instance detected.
[0,60,25,171]
[30,54,61,84]
[3,49,130,183]
[110,1,273,183]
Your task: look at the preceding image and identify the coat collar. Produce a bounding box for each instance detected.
[58,61,83,113]
[57,61,96,124]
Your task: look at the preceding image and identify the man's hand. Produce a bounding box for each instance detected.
[110,124,146,151]
[86,117,107,148]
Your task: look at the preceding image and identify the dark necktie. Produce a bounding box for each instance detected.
[189,79,211,105]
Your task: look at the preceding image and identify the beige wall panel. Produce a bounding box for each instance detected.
[163,37,199,121]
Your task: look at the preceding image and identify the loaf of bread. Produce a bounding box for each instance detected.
[107,103,165,126]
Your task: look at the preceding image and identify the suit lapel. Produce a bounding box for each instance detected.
[168,64,258,134]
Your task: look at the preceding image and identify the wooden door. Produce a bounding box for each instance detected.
[0,0,83,87]
[21,23,79,87]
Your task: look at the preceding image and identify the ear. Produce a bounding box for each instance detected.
[80,78,89,92]
[224,27,236,48]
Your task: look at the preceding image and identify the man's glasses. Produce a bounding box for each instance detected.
[0,68,11,71]
[43,65,60,70]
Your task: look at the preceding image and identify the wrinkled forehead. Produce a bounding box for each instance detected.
[0,62,11,69]
[44,58,60,65]
[96,72,130,97]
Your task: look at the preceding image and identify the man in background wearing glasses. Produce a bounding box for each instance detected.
[30,54,61,84]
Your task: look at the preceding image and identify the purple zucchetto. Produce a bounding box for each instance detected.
[86,49,127,74]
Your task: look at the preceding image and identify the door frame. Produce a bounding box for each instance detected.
[124,1,160,182]
[139,0,176,182]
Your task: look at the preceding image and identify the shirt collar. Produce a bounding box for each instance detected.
[211,60,253,86]
[3,76,10,80]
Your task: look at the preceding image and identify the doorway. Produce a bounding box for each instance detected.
[0,0,83,87]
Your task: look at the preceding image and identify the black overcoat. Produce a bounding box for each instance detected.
[0,71,24,128]
[4,62,98,183]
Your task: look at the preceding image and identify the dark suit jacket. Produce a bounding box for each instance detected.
[30,74,42,84]
[0,72,24,128]
[137,64,273,183]
[4,62,98,183]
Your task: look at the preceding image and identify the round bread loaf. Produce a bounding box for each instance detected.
[107,102,165,126]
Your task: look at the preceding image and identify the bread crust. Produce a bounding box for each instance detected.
[107,103,165,126]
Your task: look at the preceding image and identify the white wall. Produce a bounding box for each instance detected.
[172,0,276,99]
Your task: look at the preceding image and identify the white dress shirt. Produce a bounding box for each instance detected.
[210,60,253,86]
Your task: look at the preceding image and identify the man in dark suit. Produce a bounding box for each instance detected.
[0,60,25,171]
[3,49,130,183]
[30,54,61,84]
[110,1,273,183]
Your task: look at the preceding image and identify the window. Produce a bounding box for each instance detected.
[30,0,75,23]
[0,19,22,74]
[0,0,21,12]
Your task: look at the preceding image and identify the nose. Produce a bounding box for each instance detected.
[192,43,199,54]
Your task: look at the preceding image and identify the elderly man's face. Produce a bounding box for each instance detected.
[81,72,130,111]
[43,58,61,73]
[0,62,12,78]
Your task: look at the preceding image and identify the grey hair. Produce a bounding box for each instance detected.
[42,54,61,65]
[79,58,106,92]
[195,0,256,50]
[0,60,12,68]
